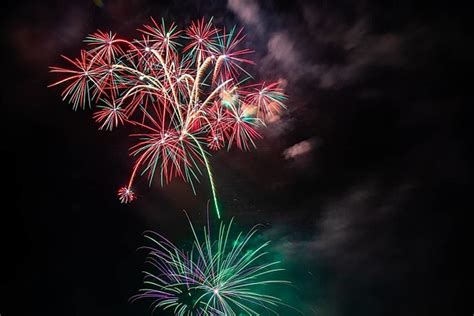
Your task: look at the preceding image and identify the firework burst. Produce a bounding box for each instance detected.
[132,215,295,315]
[49,18,287,218]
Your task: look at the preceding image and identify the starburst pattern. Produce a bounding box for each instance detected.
[49,18,287,218]
[131,216,296,315]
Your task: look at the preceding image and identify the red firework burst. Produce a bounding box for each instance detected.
[49,18,287,216]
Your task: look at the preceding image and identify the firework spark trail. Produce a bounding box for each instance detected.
[131,214,298,315]
[49,18,287,218]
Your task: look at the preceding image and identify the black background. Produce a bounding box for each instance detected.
[1,0,472,315]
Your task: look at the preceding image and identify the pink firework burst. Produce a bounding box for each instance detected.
[118,187,136,204]
[49,18,287,218]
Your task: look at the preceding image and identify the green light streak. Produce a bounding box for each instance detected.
[187,133,221,219]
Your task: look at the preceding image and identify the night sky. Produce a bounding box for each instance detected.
[1,0,472,315]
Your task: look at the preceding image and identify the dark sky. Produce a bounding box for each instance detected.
[1,0,472,315]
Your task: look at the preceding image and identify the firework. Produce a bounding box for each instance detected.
[132,215,295,315]
[49,18,287,218]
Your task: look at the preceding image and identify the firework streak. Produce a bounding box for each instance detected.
[132,215,295,315]
[49,18,287,219]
